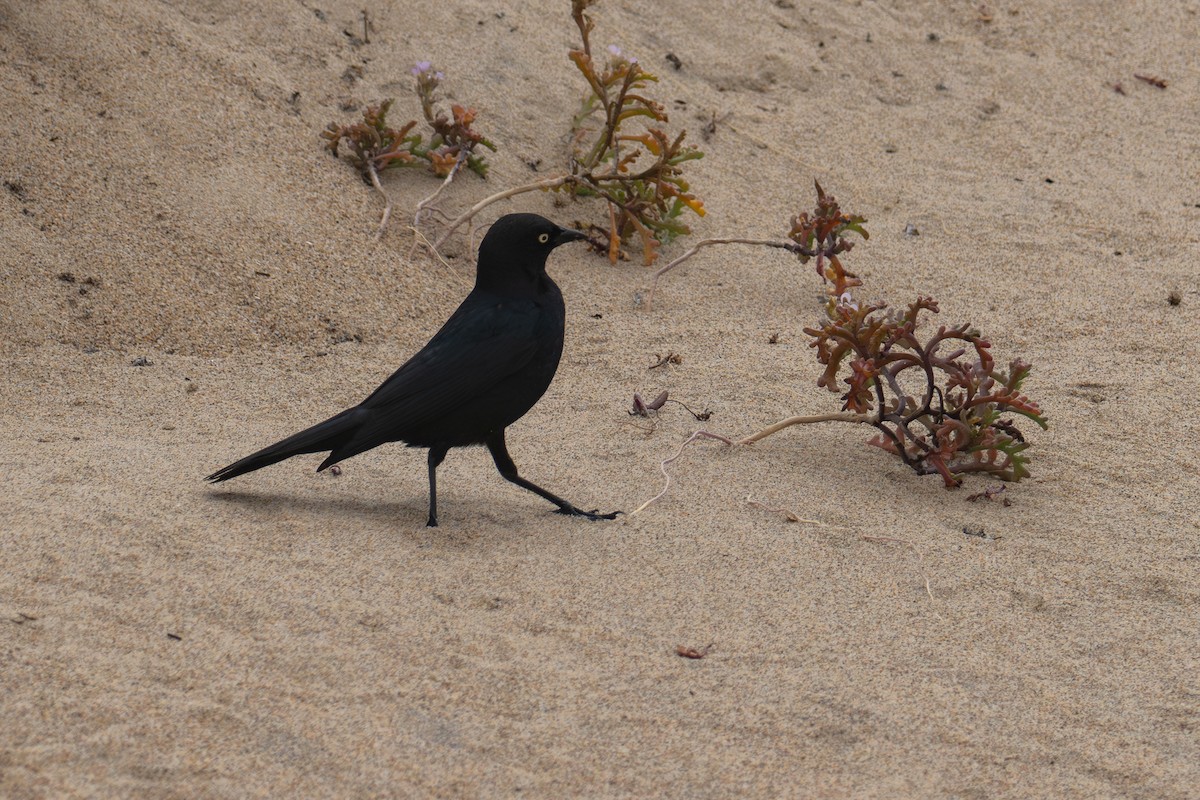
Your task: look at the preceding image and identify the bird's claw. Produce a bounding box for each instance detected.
[556,506,621,521]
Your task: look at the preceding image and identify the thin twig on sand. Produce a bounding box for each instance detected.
[744,495,845,527]
[432,175,575,250]
[647,237,802,309]
[367,163,393,242]
[414,150,468,227]
[738,412,872,444]
[630,430,733,516]
[406,226,454,270]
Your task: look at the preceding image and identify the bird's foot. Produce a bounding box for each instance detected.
[555,505,621,521]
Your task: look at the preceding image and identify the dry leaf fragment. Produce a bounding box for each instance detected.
[676,643,714,659]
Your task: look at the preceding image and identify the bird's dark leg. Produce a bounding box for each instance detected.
[485,431,618,521]
[426,444,450,527]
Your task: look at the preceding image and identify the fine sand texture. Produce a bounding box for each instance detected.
[2,1,1198,796]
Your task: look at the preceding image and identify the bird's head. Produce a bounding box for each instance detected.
[475,213,586,291]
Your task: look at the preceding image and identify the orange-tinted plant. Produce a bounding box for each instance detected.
[562,0,704,264]
[432,0,704,264]
[320,98,420,177]
[740,183,1048,485]
[322,65,493,238]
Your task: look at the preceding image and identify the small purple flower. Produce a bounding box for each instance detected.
[411,60,433,76]
[606,44,621,57]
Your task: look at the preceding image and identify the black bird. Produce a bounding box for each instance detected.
[207,213,618,527]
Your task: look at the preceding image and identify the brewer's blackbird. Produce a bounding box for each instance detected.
[207,213,618,527]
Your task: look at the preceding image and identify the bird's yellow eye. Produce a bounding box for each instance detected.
[538,233,550,244]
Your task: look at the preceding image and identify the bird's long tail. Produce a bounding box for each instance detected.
[206,408,364,483]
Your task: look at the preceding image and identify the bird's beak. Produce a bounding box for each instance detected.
[553,227,588,247]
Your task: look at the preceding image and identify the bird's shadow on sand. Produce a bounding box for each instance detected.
[208,488,420,525]
[203,487,553,541]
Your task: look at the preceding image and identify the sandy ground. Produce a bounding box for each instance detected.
[2,0,1198,796]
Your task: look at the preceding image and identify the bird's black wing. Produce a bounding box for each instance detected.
[339,294,543,447]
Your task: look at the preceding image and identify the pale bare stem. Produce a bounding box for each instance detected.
[647,238,801,309]
[433,175,576,250]
[738,412,873,445]
[860,535,937,604]
[583,64,635,169]
[744,495,846,527]
[367,162,393,242]
[406,226,454,269]
[630,430,734,517]
[413,150,468,227]
[419,206,454,223]
[407,208,454,261]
